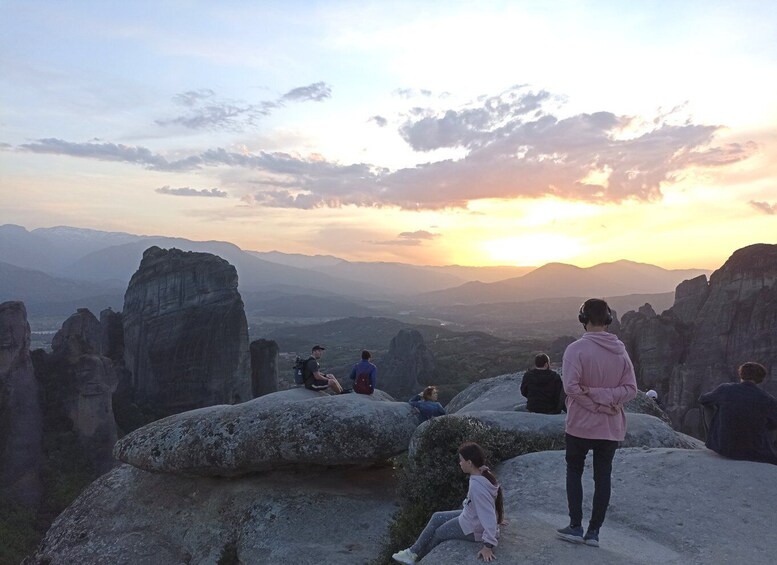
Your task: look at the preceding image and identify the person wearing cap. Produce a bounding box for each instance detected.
[303,345,344,394]
[645,389,665,410]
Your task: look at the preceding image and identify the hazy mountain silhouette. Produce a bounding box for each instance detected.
[0,261,123,315]
[419,260,711,305]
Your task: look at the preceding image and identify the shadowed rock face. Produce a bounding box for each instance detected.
[113,388,417,476]
[122,246,251,418]
[250,338,279,397]
[0,300,43,506]
[620,244,777,437]
[51,308,101,361]
[31,308,120,476]
[26,463,399,565]
[378,328,434,399]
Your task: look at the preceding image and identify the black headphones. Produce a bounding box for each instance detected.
[578,299,613,326]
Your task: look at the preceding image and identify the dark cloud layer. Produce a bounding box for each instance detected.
[281,82,331,102]
[398,230,439,240]
[19,85,755,210]
[155,185,228,198]
[750,200,776,215]
[156,82,331,131]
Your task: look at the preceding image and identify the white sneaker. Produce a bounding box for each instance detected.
[392,548,418,564]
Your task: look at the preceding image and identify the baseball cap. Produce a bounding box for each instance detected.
[312,345,326,351]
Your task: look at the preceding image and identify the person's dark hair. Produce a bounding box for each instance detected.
[534,353,550,368]
[458,442,504,524]
[361,349,371,360]
[422,385,437,401]
[579,298,613,327]
[738,362,767,384]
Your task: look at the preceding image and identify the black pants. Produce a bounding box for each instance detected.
[565,433,619,530]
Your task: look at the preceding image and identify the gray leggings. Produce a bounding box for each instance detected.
[410,510,476,558]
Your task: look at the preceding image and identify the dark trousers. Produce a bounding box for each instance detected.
[565,433,619,531]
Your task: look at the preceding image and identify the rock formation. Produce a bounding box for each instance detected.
[25,463,398,565]
[121,246,251,420]
[250,338,278,397]
[378,328,435,399]
[0,301,43,507]
[99,307,124,364]
[619,244,777,436]
[113,388,417,476]
[32,308,119,475]
[50,308,101,360]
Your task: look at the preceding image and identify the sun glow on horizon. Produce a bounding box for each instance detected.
[482,234,584,266]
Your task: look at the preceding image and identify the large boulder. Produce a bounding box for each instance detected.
[423,448,777,564]
[26,463,398,565]
[0,301,43,506]
[409,412,702,458]
[121,246,252,419]
[114,388,416,476]
[448,374,672,425]
[446,372,524,413]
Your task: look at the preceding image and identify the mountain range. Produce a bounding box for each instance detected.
[0,224,712,327]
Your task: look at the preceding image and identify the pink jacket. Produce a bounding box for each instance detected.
[458,475,500,547]
[562,331,637,441]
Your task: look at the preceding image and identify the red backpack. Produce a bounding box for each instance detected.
[354,371,373,394]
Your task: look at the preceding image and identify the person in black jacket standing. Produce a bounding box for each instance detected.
[520,353,564,414]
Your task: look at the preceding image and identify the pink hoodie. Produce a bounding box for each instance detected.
[458,475,500,547]
[562,331,637,441]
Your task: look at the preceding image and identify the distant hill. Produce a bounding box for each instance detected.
[253,251,535,292]
[0,261,123,316]
[420,260,711,305]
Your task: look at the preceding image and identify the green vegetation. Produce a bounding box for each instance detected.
[375,416,563,564]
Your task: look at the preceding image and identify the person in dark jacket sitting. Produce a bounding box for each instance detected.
[699,362,777,465]
[520,353,564,414]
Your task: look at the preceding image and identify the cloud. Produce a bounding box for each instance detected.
[369,115,388,127]
[156,82,331,131]
[173,89,216,107]
[393,88,434,99]
[18,85,756,210]
[398,230,439,240]
[369,238,422,246]
[281,81,332,102]
[155,185,228,198]
[749,200,776,215]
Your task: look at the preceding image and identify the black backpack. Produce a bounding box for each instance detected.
[293,356,310,385]
[354,371,373,394]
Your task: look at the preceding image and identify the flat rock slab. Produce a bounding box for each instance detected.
[114,388,417,476]
[28,463,399,565]
[423,448,777,564]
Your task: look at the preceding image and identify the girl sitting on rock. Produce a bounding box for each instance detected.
[392,442,503,563]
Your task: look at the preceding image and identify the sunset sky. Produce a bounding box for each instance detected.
[1,1,775,269]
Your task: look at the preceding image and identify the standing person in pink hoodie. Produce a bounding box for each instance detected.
[392,442,503,563]
[556,298,637,548]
